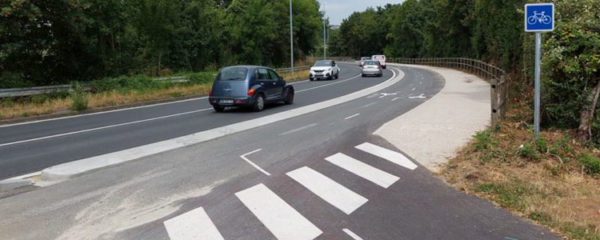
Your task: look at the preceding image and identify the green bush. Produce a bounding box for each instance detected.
[519,143,539,161]
[473,130,494,151]
[577,154,600,175]
[90,75,164,93]
[70,82,88,111]
[535,137,548,154]
[187,72,216,85]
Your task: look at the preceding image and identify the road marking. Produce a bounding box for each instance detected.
[391,97,400,102]
[296,74,362,93]
[344,113,360,120]
[287,167,368,215]
[235,184,322,240]
[343,228,364,240]
[325,153,399,188]
[40,68,403,182]
[240,149,271,176]
[366,94,378,99]
[359,102,377,108]
[0,108,212,147]
[408,93,426,99]
[280,123,318,136]
[355,143,418,170]
[0,97,210,129]
[163,207,224,240]
[411,87,416,91]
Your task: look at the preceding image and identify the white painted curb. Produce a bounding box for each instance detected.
[40,69,405,182]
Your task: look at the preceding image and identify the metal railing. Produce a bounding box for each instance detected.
[0,65,312,98]
[391,57,508,125]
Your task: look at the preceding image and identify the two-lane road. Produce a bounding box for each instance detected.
[0,63,387,179]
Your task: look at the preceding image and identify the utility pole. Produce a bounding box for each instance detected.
[323,18,327,59]
[289,0,294,77]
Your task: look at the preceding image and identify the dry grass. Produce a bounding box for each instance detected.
[440,101,600,240]
[279,69,310,82]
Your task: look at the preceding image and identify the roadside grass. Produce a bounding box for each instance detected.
[441,101,600,240]
[0,69,311,121]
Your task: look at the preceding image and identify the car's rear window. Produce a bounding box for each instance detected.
[217,67,248,81]
[365,61,379,65]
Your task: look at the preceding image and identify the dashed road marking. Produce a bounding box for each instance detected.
[235,184,323,240]
[355,143,418,170]
[344,113,360,120]
[391,97,400,102]
[280,123,318,136]
[287,167,368,215]
[163,207,224,240]
[359,102,377,108]
[325,153,399,188]
[240,149,271,176]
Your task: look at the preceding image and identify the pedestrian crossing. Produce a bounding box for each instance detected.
[163,142,417,240]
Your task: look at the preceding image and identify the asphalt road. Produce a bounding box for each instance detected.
[0,63,387,179]
[0,64,558,239]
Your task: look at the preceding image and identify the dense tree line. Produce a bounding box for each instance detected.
[0,0,323,87]
[330,0,600,142]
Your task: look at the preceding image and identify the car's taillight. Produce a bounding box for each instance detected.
[247,88,255,96]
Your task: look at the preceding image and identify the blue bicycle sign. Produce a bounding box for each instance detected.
[525,3,554,32]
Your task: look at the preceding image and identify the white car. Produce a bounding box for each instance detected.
[372,55,386,69]
[309,60,340,81]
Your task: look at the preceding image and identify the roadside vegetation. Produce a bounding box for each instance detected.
[334,0,599,238]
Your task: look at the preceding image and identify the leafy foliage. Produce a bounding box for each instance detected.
[0,0,323,87]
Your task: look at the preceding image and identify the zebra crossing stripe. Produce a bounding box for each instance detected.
[325,153,399,188]
[163,207,224,240]
[287,167,368,215]
[355,143,418,170]
[235,184,323,240]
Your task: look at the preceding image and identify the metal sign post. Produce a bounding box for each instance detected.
[525,3,554,138]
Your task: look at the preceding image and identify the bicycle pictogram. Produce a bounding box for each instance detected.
[527,11,552,25]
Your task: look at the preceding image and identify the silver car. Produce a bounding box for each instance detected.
[361,60,383,77]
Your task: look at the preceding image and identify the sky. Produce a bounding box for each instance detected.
[318,0,405,25]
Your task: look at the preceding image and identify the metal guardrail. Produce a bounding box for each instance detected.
[0,65,313,98]
[391,57,508,125]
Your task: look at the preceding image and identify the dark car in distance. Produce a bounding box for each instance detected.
[209,66,295,112]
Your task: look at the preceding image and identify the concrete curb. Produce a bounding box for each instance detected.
[376,64,490,172]
[39,68,405,183]
[0,178,34,191]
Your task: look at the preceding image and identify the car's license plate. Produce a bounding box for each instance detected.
[220,99,234,104]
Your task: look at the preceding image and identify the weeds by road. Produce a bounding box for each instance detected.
[441,101,600,240]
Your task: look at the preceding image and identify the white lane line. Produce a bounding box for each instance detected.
[235,184,322,240]
[0,108,212,148]
[359,102,377,108]
[41,68,403,181]
[287,167,368,215]
[408,93,426,99]
[296,74,362,93]
[325,153,399,188]
[240,149,271,176]
[391,97,400,102]
[343,228,364,240]
[344,113,360,120]
[163,207,224,240]
[280,123,318,136]
[0,96,210,128]
[355,143,418,170]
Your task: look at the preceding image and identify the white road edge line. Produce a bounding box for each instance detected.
[0,108,212,148]
[163,207,224,240]
[38,68,402,182]
[287,166,368,215]
[240,149,271,176]
[235,184,323,240]
[355,142,418,170]
[280,123,318,136]
[0,96,210,129]
[344,113,360,120]
[343,228,364,240]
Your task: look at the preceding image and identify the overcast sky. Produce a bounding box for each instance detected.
[318,0,405,25]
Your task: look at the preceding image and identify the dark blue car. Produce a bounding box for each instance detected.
[209,65,295,112]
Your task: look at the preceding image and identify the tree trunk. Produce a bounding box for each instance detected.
[157,52,162,76]
[577,78,600,142]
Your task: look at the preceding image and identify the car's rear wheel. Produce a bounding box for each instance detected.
[284,89,294,105]
[253,94,265,112]
[335,72,339,79]
[213,105,225,112]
